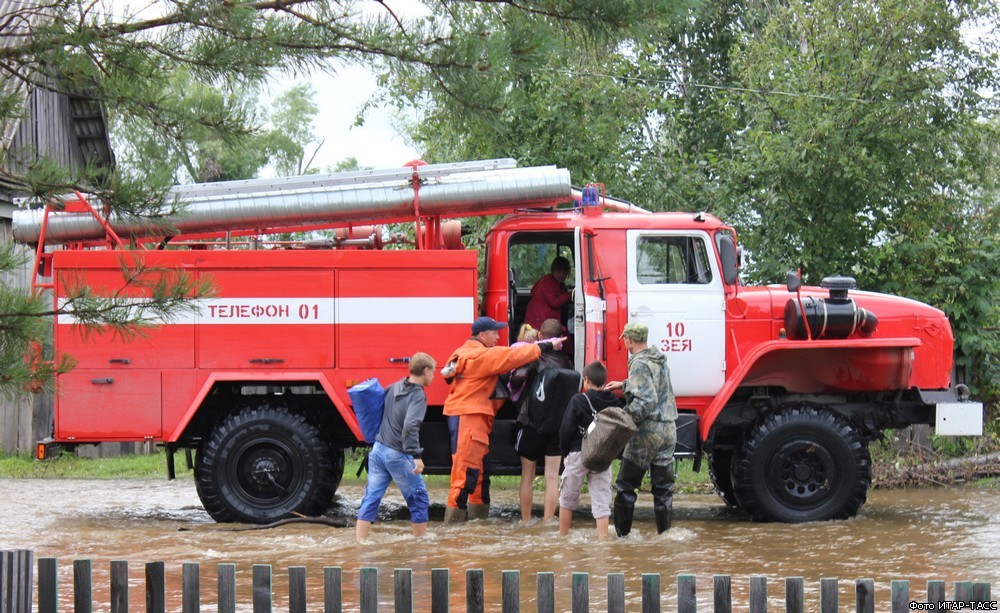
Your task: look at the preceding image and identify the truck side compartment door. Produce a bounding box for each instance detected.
[197,270,336,369]
[336,267,475,369]
[625,229,725,396]
[53,263,193,440]
[574,228,606,368]
[56,370,162,439]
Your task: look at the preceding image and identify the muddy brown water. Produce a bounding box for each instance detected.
[1,478,997,611]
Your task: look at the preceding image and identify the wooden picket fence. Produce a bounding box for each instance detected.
[1,550,995,612]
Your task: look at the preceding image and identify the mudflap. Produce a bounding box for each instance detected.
[675,412,701,462]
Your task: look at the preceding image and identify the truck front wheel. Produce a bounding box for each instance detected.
[732,405,870,522]
[708,450,739,509]
[195,403,334,523]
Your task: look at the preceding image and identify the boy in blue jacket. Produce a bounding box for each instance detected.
[356,352,436,541]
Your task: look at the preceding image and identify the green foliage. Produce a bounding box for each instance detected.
[725,0,1000,416]
[728,0,999,288]
[58,252,214,337]
[387,0,1000,434]
[112,68,263,184]
[328,157,365,173]
[3,0,664,396]
[113,71,323,183]
[0,244,216,396]
[0,244,74,397]
[379,2,694,199]
[265,84,322,176]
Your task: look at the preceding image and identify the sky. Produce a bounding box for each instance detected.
[265,62,422,174]
[263,0,427,175]
[116,0,425,177]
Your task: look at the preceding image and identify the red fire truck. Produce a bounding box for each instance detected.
[13,159,982,524]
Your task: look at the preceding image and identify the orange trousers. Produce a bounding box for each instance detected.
[447,412,494,509]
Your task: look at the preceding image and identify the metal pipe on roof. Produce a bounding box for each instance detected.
[12,159,572,245]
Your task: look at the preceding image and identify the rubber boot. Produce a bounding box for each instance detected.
[467,503,490,520]
[443,506,468,524]
[613,459,646,538]
[650,462,676,534]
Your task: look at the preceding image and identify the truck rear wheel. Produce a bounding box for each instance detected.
[195,403,334,523]
[329,448,345,496]
[732,405,870,522]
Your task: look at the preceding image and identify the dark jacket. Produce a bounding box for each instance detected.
[509,351,572,394]
[559,389,622,455]
[510,350,573,425]
[375,378,427,457]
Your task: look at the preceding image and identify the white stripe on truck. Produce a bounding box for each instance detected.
[57,297,474,325]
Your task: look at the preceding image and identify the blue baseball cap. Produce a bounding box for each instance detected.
[471,316,506,335]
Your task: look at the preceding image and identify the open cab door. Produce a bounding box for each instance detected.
[573,227,607,369]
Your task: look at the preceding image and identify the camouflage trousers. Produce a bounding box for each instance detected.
[622,419,676,469]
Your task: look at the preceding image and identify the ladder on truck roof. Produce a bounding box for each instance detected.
[26,191,125,295]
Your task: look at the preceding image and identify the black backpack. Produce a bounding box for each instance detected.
[523,368,582,433]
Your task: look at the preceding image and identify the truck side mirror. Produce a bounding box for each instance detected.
[786,270,801,293]
[716,233,739,285]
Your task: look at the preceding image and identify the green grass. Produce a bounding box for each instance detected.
[0,450,177,479]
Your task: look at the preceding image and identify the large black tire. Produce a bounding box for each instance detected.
[732,405,870,522]
[708,450,739,509]
[329,448,346,497]
[195,403,334,523]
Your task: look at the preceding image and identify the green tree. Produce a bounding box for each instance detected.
[382,0,999,410]
[264,84,322,177]
[727,0,999,404]
[328,157,365,173]
[113,68,268,184]
[376,1,697,255]
[728,0,998,284]
[115,78,321,182]
[378,2,696,199]
[624,0,766,213]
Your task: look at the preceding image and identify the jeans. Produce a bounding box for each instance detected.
[357,442,430,524]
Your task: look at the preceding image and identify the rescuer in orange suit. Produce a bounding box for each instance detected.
[441,316,566,523]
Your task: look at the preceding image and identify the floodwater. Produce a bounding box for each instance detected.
[1,478,997,611]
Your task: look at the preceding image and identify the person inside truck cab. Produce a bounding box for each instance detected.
[524,256,571,330]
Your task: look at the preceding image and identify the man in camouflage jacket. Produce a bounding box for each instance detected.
[604,322,677,536]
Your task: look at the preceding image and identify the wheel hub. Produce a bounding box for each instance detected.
[233,444,294,503]
[793,463,813,482]
[251,456,279,486]
[772,441,834,504]
[197,405,334,523]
